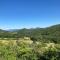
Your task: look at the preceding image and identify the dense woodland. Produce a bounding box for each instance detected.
[0,24,60,43]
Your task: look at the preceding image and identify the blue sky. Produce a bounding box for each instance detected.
[0,0,60,29]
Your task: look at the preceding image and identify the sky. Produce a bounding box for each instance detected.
[0,0,60,29]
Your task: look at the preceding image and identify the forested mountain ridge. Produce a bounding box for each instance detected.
[0,24,60,43]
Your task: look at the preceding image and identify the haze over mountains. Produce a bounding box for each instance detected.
[0,24,60,43]
[4,24,60,31]
[0,24,60,35]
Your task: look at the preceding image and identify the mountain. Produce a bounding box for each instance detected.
[16,24,60,36]
[6,29,20,32]
[15,24,60,43]
[0,24,60,43]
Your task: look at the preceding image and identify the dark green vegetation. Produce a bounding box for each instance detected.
[0,24,60,60]
[0,24,60,43]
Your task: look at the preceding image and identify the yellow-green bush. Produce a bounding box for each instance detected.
[0,40,60,60]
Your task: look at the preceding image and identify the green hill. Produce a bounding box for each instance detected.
[0,24,60,43]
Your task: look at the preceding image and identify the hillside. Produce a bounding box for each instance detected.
[0,24,60,60]
[15,24,60,43]
[0,24,60,43]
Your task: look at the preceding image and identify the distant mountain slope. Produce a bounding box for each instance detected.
[0,24,60,43]
[15,24,60,43]
[16,24,60,36]
[6,29,20,32]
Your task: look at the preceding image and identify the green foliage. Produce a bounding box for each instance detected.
[0,40,60,60]
[0,24,60,60]
[0,24,60,43]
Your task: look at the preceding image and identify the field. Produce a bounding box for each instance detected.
[0,38,60,60]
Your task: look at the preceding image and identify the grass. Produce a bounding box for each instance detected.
[0,39,60,60]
